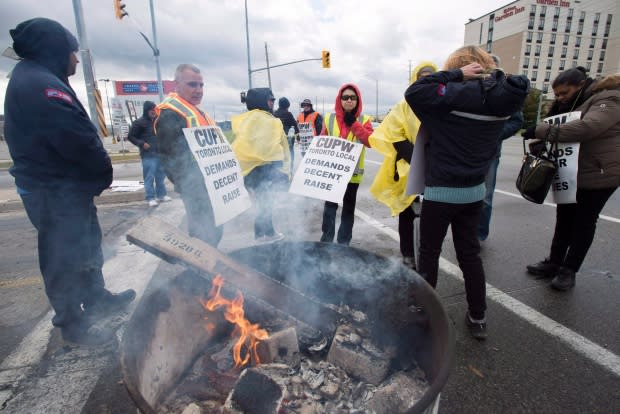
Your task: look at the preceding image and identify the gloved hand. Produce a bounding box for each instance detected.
[343,111,356,126]
[393,140,414,181]
[393,140,414,163]
[295,133,300,143]
[522,125,536,139]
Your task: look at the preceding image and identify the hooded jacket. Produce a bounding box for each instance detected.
[321,84,373,184]
[273,97,299,135]
[4,18,112,196]
[128,101,159,158]
[535,74,620,189]
[231,88,290,176]
[369,61,438,215]
[405,69,529,188]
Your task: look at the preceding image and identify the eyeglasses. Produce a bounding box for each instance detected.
[341,95,358,101]
[185,81,204,88]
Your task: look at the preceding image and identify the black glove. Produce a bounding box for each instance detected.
[343,111,356,126]
[393,140,414,181]
[394,140,414,163]
[522,125,536,140]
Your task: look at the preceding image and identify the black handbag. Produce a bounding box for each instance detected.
[516,129,558,204]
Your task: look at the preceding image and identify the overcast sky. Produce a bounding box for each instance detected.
[1,0,511,121]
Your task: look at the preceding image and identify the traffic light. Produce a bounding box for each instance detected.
[114,0,128,20]
[322,50,331,69]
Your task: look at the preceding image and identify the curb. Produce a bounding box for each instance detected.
[0,154,141,171]
[0,189,150,214]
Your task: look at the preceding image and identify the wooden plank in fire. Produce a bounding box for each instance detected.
[126,216,341,331]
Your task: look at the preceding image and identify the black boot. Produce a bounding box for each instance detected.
[526,259,560,278]
[60,314,116,345]
[550,267,576,291]
[84,289,136,320]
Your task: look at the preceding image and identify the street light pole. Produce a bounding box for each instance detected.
[148,0,164,102]
[375,79,379,121]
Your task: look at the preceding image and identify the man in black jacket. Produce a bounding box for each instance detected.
[4,18,135,345]
[273,97,298,173]
[128,101,171,207]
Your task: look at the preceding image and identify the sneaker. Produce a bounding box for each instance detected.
[526,259,559,278]
[84,289,136,321]
[402,256,417,271]
[148,199,158,207]
[158,195,172,202]
[550,266,576,291]
[465,312,487,340]
[255,232,285,245]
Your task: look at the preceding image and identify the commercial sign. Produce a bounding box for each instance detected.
[114,80,175,96]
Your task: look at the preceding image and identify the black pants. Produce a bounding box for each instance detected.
[418,199,486,320]
[180,187,223,247]
[321,182,359,245]
[399,203,416,257]
[549,186,617,272]
[21,188,107,327]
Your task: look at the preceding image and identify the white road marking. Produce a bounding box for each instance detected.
[0,201,185,413]
[354,208,620,377]
[495,189,620,224]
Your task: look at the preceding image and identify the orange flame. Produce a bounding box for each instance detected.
[200,274,269,368]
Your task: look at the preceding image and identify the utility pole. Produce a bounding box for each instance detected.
[264,42,272,90]
[375,79,379,121]
[72,0,99,128]
[245,0,252,89]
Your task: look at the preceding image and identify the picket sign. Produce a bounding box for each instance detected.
[183,126,251,226]
[289,135,364,203]
[297,122,314,153]
[543,111,581,204]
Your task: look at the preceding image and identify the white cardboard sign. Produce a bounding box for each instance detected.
[298,122,314,153]
[543,111,581,204]
[182,126,251,226]
[289,135,363,203]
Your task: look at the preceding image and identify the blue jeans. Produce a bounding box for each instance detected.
[142,156,167,200]
[478,155,499,241]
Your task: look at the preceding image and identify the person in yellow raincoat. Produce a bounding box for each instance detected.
[232,88,291,244]
[369,61,437,270]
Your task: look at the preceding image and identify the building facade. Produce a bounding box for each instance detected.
[464,0,619,95]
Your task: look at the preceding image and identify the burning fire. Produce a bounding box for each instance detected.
[200,274,269,368]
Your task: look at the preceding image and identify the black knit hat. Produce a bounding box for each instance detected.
[278,97,290,109]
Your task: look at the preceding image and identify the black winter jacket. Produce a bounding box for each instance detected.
[405,69,529,187]
[4,18,112,196]
[273,108,299,135]
[128,103,159,158]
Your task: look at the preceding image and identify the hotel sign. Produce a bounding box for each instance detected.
[495,5,525,22]
[536,0,571,7]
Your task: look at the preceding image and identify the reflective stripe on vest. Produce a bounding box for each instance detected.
[155,93,214,130]
[324,113,368,179]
